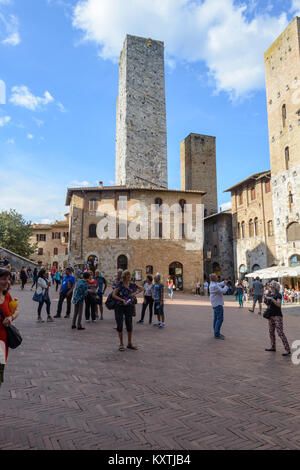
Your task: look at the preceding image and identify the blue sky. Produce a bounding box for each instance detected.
[0,0,299,222]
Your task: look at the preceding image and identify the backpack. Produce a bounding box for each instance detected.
[105,292,117,310]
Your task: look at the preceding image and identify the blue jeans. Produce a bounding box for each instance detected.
[213,305,224,337]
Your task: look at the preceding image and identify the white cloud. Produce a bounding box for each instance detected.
[27,133,34,139]
[73,0,289,99]
[291,0,300,15]
[6,138,14,144]
[10,86,54,111]
[0,12,21,46]
[0,115,10,126]
[2,31,20,45]
[70,180,91,187]
[57,102,67,113]
[220,201,232,212]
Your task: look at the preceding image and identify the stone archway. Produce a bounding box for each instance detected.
[169,262,183,291]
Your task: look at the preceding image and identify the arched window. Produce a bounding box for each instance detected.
[237,223,241,239]
[254,217,259,236]
[54,248,58,255]
[89,224,97,238]
[154,198,163,206]
[287,222,300,242]
[89,199,98,211]
[252,264,261,272]
[289,254,300,267]
[146,265,153,274]
[249,219,254,237]
[267,220,274,237]
[213,245,218,256]
[285,147,290,170]
[282,104,287,127]
[241,221,245,239]
[117,255,128,271]
[239,264,247,276]
[288,191,293,211]
[250,187,256,201]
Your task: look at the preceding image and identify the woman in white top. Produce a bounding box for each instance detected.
[36,269,53,323]
[137,275,153,324]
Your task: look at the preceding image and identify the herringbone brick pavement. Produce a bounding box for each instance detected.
[0,285,300,450]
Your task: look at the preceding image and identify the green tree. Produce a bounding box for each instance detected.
[0,210,36,258]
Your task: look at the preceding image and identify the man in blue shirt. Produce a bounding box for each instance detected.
[153,273,165,328]
[54,268,76,318]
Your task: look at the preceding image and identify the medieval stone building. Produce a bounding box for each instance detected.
[225,171,276,279]
[31,216,70,269]
[264,16,300,271]
[65,35,217,290]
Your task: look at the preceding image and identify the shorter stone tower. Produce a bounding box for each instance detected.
[180,133,218,216]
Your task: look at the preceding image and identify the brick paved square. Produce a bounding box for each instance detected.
[1,285,300,450]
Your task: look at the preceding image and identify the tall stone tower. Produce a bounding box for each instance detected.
[264,17,300,267]
[180,133,218,216]
[116,35,168,188]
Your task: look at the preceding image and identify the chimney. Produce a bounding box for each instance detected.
[99,181,103,188]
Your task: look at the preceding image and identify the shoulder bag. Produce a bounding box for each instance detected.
[0,307,22,349]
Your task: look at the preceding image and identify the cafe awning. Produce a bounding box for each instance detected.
[246,266,300,279]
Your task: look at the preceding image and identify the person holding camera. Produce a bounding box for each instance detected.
[264,281,291,356]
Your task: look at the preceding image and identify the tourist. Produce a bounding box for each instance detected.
[36,269,53,323]
[112,270,143,351]
[54,268,76,319]
[196,280,201,296]
[55,269,62,292]
[72,272,90,330]
[153,273,165,328]
[242,279,249,302]
[264,281,291,356]
[167,277,174,299]
[94,270,107,320]
[203,280,209,296]
[209,274,228,340]
[20,267,28,290]
[137,275,153,324]
[0,268,19,388]
[31,268,38,291]
[237,281,244,308]
[249,277,264,315]
[50,267,56,285]
[85,272,98,323]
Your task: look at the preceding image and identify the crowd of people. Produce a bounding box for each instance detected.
[0,260,296,389]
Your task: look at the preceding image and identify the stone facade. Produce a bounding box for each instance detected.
[204,211,234,281]
[0,246,38,271]
[225,172,276,279]
[265,16,300,269]
[181,133,218,216]
[116,35,168,189]
[30,217,70,269]
[66,186,204,291]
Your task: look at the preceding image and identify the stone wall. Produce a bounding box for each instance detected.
[265,16,300,266]
[181,133,218,216]
[67,188,204,290]
[229,175,276,278]
[204,213,234,281]
[115,35,168,189]
[0,246,38,271]
[30,220,69,269]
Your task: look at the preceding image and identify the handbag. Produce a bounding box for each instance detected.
[33,291,43,302]
[0,307,22,349]
[105,292,117,310]
[263,308,272,320]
